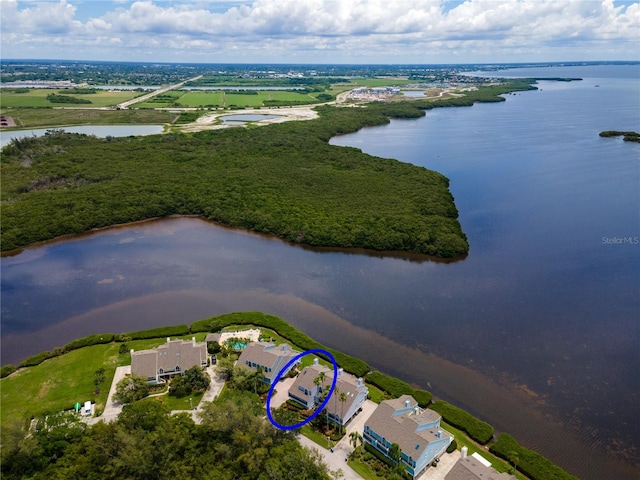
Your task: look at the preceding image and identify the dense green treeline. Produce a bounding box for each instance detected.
[1,105,460,257]
[491,433,580,480]
[1,393,331,480]
[429,400,494,445]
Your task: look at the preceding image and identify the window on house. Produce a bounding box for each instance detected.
[175,365,180,372]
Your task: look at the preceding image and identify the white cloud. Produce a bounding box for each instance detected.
[0,0,638,62]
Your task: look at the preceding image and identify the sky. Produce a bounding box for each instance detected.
[1,0,639,64]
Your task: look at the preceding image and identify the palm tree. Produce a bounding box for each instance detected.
[349,431,362,450]
[314,371,328,431]
[338,391,347,435]
[333,386,341,430]
[389,442,402,467]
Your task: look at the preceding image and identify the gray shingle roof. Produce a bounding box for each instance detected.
[445,457,516,480]
[131,338,207,380]
[365,395,452,461]
[237,341,299,382]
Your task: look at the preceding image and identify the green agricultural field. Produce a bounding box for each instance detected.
[0,88,142,108]
[0,107,177,128]
[146,89,323,108]
[348,78,414,87]
[176,90,225,107]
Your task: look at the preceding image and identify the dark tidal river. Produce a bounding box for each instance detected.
[2,65,639,480]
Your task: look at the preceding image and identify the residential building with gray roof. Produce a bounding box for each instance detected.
[364,394,453,478]
[131,337,208,384]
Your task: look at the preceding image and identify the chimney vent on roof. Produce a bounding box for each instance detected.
[405,399,411,408]
[313,358,319,366]
[167,337,170,343]
[461,446,468,458]
[338,368,343,377]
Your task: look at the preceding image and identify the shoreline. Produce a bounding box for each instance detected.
[0,215,467,264]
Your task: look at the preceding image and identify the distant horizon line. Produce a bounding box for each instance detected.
[2,58,639,67]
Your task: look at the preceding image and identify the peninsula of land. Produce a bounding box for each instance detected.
[1,80,536,259]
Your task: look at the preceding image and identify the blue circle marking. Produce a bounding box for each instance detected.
[266,349,338,431]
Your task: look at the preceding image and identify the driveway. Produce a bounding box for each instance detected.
[269,376,296,409]
[86,365,130,425]
[200,365,225,404]
[298,434,362,480]
[416,451,459,480]
[333,399,378,456]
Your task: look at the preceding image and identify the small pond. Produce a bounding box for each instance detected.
[402,90,426,97]
[0,124,165,148]
[220,114,281,125]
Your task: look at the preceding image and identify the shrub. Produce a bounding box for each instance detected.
[364,371,432,407]
[125,325,190,340]
[365,442,395,468]
[191,312,370,377]
[63,333,114,352]
[490,433,579,480]
[446,439,457,454]
[430,400,493,445]
[1,364,17,378]
[19,350,59,368]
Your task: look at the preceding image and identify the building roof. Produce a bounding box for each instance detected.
[445,457,516,480]
[237,341,299,382]
[131,338,207,379]
[288,362,367,416]
[366,395,452,461]
[325,370,367,418]
[288,363,331,403]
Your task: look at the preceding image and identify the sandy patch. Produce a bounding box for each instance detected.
[178,106,319,133]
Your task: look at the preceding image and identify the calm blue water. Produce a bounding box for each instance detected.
[2,65,639,479]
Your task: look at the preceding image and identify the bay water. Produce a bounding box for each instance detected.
[1,65,638,479]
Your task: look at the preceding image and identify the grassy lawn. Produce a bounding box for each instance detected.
[1,343,120,424]
[347,457,380,480]
[365,384,389,404]
[0,107,176,128]
[301,424,334,450]
[0,89,141,108]
[143,391,204,411]
[442,420,526,479]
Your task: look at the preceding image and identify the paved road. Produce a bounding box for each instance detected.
[116,75,202,109]
[298,434,361,480]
